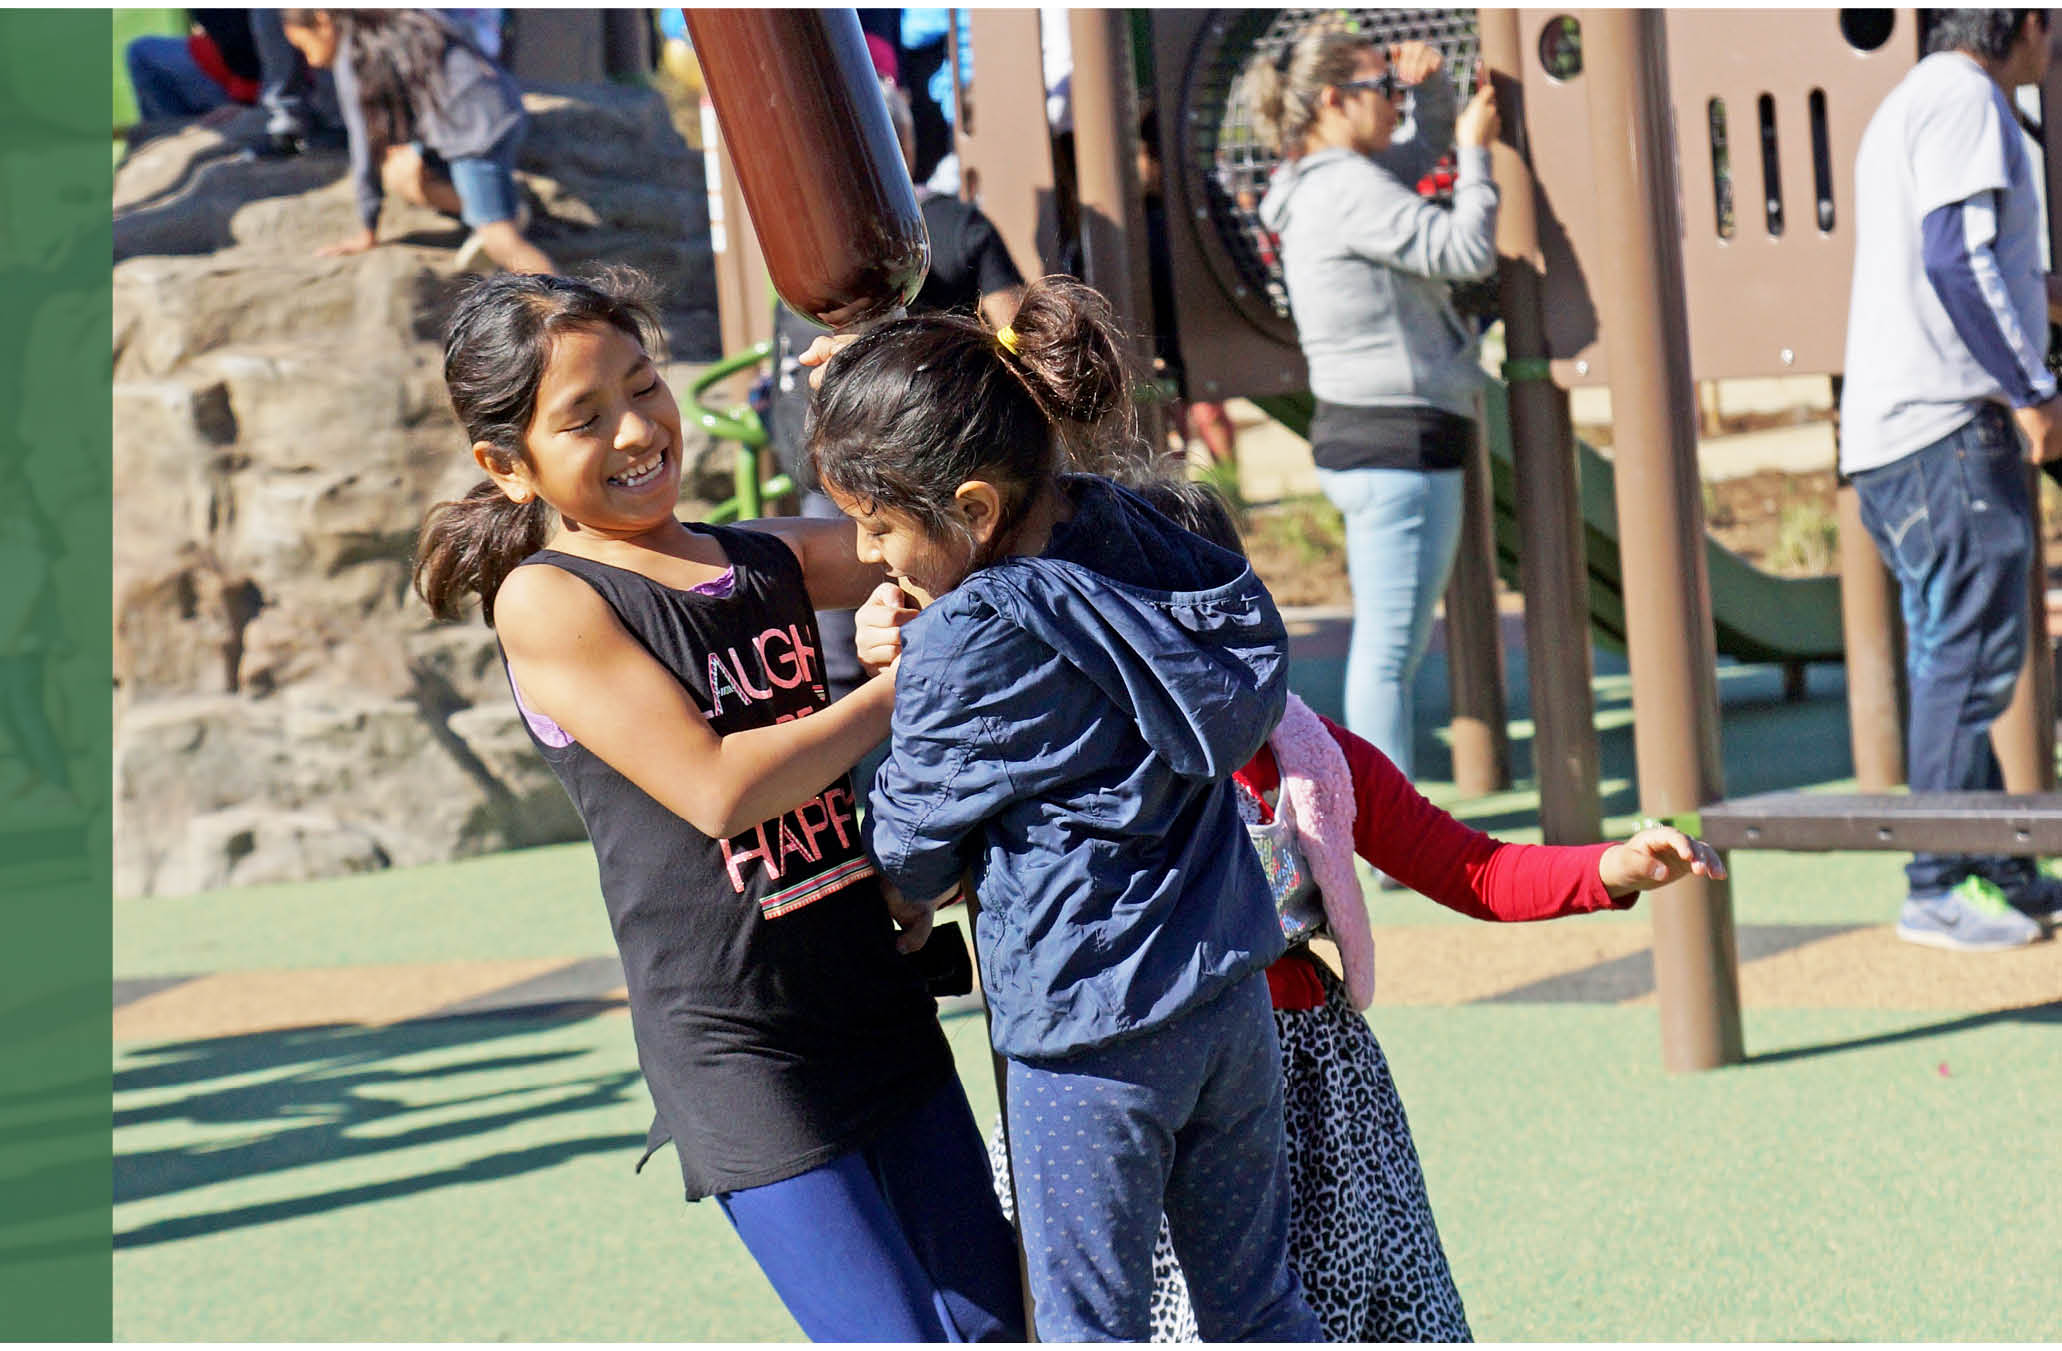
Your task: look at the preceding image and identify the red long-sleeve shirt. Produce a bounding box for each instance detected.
[1242,714,1630,1009]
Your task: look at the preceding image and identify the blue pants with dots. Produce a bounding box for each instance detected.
[1005,972,1323,1342]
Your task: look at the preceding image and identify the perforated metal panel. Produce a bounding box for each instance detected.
[1182,9,1478,326]
[1151,9,1478,397]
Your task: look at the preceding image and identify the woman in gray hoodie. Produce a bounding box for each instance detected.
[1246,32,1499,785]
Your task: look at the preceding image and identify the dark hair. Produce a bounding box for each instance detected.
[414,269,665,625]
[1925,9,2041,59]
[807,275,1142,569]
[1125,477,1247,558]
[283,9,454,149]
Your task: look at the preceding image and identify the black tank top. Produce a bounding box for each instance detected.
[507,524,953,1200]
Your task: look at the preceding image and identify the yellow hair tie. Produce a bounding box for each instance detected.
[995,324,1021,356]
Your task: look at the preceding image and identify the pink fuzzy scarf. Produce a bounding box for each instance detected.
[1268,694,1376,1009]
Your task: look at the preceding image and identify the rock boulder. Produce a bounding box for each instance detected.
[113,87,734,897]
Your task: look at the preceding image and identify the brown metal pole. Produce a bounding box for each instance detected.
[1829,376,1907,791]
[706,127,773,361]
[686,9,929,330]
[1836,483,1910,789]
[1991,464,2056,791]
[1477,9,1602,843]
[1444,412,1511,795]
[1997,4,2062,796]
[1580,9,1743,1072]
[1067,9,1165,449]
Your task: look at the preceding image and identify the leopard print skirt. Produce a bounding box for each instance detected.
[988,965,1472,1342]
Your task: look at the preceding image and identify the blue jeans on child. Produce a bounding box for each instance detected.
[126,36,232,122]
[717,1074,1025,1342]
[1851,403,2033,894]
[1005,972,1323,1342]
[1314,465,1466,781]
[420,123,527,228]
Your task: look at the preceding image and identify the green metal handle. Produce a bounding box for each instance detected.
[684,340,774,449]
[684,340,792,520]
[703,473,797,526]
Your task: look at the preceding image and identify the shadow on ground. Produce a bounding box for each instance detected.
[115,1006,645,1249]
[1747,997,2062,1067]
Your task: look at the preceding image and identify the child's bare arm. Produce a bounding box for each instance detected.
[497,564,892,837]
[738,516,886,611]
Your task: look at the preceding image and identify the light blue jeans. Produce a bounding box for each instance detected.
[1314,466,1466,781]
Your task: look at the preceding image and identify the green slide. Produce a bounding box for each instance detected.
[1252,384,1845,665]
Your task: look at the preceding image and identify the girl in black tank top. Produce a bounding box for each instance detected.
[414,273,1023,1341]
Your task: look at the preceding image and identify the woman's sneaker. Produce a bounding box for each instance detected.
[1896,876,2043,951]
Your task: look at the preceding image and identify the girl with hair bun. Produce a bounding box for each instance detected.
[807,275,1324,1343]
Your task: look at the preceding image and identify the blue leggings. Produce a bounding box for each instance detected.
[717,1075,1025,1342]
[1006,973,1323,1342]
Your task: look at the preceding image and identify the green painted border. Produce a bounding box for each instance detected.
[0,9,115,1339]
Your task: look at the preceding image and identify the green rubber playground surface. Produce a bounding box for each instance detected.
[112,632,2062,1341]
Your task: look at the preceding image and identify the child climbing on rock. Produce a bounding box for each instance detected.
[413,270,1022,1343]
[282,8,552,274]
[805,275,1324,1342]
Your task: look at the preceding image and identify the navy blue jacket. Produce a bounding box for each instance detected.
[864,476,1290,1060]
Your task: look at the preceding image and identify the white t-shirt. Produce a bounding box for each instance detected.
[1840,52,2048,474]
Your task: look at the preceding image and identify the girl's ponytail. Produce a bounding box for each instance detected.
[808,274,1152,567]
[1237,30,1375,158]
[413,481,553,625]
[1240,53,1293,156]
[995,275,1149,475]
[999,275,1133,429]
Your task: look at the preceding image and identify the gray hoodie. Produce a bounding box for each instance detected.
[1258,72,1499,416]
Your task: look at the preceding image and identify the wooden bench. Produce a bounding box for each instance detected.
[1696,792,2062,855]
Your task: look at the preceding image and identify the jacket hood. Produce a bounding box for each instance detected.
[969,476,1288,780]
[1257,148,1360,234]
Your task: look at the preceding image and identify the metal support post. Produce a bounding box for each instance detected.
[1829,376,1907,791]
[1992,464,2056,792]
[1581,8,1743,1072]
[1478,10,1602,841]
[1445,413,1511,795]
[1067,9,1165,450]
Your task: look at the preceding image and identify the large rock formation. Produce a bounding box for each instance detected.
[113,87,736,897]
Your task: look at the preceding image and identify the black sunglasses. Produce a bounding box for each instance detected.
[1334,71,1403,100]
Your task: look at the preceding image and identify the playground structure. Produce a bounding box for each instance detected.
[691,8,2062,1071]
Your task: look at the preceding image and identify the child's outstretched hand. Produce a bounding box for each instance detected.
[854,581,916,676]
[1598,824,1727,897]
[881,879,938,954]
